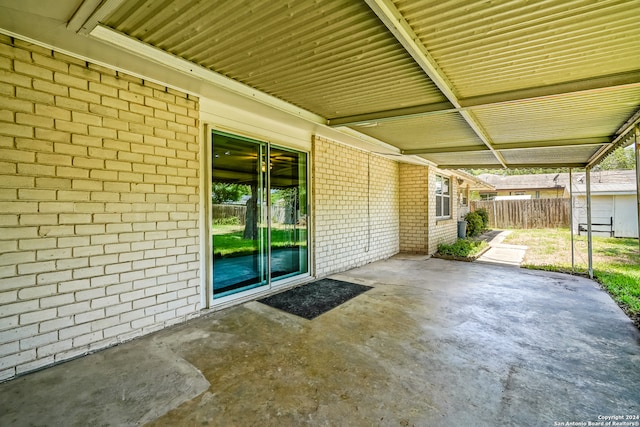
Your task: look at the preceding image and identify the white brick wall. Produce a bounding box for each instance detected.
[0,36,201,381]
[398,164,458,255]
[399,163,429,253]
[312,136,399,276]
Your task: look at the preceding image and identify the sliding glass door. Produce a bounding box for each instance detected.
[211,131,308,299]
[269,147,308,281]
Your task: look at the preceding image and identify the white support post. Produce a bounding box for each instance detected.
[569,168,574,273]
[635,126,640,253]
[586,167,593,279]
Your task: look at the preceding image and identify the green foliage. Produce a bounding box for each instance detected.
[213,216,240,226]
[475,208,489,228]
[212,183,249,204]
[595,266,640,314]
[464,211,484,237]
[437,239,488,258]
[594,145,635,171]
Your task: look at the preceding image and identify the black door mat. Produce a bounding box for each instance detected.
[258,279,372,320]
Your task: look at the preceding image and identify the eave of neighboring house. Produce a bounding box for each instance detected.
[478,170,638,195]
[451,170,495,191]
[573,182,637,196]
[477,173,569,193]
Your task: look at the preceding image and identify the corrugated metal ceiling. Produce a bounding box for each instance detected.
[396,0,640,99]
[473,85,640,144]
[352,113,484,150]
[103,0,446,119]
[96,0,640,169]
[500,145,601,166]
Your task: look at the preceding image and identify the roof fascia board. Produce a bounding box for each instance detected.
[89,25,325,125]
[329,126,402,155]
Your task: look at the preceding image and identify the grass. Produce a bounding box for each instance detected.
[503,228,640,324]
[212,228,307,257]
[437,239,488,258]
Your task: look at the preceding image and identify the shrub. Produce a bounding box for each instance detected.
[465,211,484,237]
[213,216,240,226]
[476,208,489,228]
[437,239,488,258]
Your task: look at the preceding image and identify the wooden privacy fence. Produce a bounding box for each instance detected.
[212,204,246,225]
[212,204,288,225]
[470,199,570,229]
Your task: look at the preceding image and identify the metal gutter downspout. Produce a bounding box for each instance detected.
[586,167,593,279]
[569,168,574,273]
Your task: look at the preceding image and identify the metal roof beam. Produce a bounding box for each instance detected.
[328,101,454,127]
[365,0,507,168]
[74,0,127,34]
[402,145,488,155]
[329,76,640,127]
[494,137,612,151]
[461,71,640,108]
[437,163,587,170]
[404,137,610,155]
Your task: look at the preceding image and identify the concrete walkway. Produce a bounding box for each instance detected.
[476,229,528,266]
[1,258,639,426]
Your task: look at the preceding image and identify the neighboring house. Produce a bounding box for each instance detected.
[478,173,570,200]
[476,170,638,237]
[572,170,638,238]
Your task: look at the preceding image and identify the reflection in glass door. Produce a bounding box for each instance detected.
[211,131,308,299]
[269,147,308,281]
[212,133,267,298]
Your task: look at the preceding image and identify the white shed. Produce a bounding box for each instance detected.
[573,172,638,238]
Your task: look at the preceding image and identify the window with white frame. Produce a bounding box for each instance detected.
[435,174,451,218]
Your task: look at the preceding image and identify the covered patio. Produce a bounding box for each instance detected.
[1,258,638,426]
[1,0,640,403]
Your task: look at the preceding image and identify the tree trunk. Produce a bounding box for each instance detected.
[243,184,258,240]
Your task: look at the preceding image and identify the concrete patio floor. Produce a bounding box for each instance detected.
[1,257,639,426]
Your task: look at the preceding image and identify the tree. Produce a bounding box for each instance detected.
[212,183,248,204]
[243,184,259,240]
[594,145,635,171]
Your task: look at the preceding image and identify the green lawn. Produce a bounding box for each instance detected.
[503,228,640,323]
[212,228,307,257]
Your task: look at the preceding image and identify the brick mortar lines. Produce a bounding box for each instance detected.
[312,136,399,277]
[0,36,201,380]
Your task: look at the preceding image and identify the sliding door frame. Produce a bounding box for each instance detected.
[202,125,312,310]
